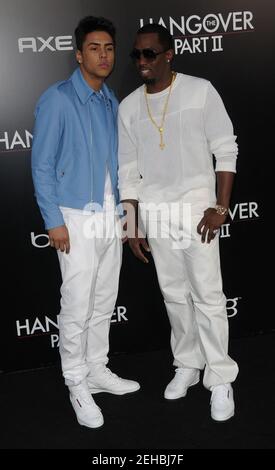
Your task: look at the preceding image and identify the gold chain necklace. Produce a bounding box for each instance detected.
[144,72,176,150]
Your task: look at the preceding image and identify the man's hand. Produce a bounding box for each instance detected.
[121,199,150,262]
[48,225,70,253]
[128,227,150,264]
[122,221,128,244]
[197,208,227,243]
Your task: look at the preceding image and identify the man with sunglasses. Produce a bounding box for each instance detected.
[118,23,239,421]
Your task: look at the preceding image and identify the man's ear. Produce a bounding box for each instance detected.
[167,49,174,62]
[76,50,82,64]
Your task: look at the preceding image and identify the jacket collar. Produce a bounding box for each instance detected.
[70,67,113,105]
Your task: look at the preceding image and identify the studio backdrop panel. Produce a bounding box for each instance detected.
[0,0,273,371]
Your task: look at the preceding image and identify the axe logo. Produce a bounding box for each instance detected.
[18,36,73,53]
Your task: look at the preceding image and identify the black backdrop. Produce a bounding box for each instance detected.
[0,0,273,372]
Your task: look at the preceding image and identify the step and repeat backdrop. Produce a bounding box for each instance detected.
[0,0,273,371]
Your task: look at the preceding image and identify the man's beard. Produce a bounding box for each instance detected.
[142,77,156,85]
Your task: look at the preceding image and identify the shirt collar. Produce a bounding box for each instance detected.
[71,67,112,105]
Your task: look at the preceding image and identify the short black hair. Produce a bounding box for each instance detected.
[75,16,116,51]
[136,23,174,51]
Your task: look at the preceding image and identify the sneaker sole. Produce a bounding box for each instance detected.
[164,376,200,400]
[89,384,141,395]
[77,417,104,428]
[211,410,235,422]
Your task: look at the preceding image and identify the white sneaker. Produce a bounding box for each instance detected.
[69,381,104,428]
[164,367,200,400]
[87,366,140,395]
[210,383,235,422]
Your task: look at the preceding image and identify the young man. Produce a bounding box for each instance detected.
[118,23,238,422]
[31,16,140,429]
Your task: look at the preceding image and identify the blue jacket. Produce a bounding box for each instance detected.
[31,68,119,230]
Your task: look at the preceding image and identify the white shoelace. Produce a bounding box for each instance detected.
[211,385,230,404]
[101,367,121,384]
[175,368,187,375]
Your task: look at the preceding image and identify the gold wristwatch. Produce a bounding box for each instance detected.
[215,204,228,216]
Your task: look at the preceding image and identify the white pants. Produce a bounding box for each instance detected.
[57,205,122,386]
[141,196,239,389]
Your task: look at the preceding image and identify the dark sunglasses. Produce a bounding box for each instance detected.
[129,48,169,61]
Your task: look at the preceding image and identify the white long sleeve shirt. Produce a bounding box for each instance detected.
[118,73,238,205]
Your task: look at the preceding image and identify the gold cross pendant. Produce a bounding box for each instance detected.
[159,127,165,150]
